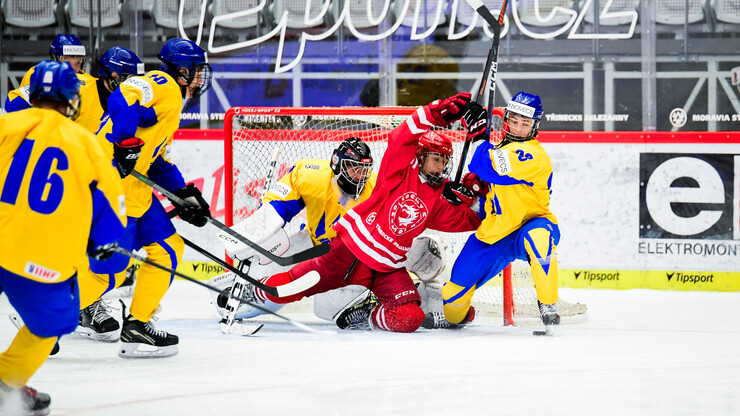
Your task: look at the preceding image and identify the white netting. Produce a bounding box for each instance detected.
[226,107,586,323]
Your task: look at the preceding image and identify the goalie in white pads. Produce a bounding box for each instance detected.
[213,138,377,320]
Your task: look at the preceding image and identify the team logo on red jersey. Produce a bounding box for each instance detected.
[388,192,428,236]
[366,212,377,224]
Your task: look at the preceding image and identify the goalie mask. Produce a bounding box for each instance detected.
[330,137,373,199]
[416,130,453,187]
[499,91,544,148]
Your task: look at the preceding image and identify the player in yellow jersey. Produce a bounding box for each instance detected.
[4,34,91,113]
[212,138,378,319]
[83,38,213,358]
[0,61,126,415]
[441,91,562,333]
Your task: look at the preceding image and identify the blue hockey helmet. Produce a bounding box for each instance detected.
[49,34,86,71]
[28,60,82,120]
[97,46,145,89]
[157,38,212,98]
[502,91,544,142]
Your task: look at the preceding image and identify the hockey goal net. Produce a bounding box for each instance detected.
[224,107,586,325]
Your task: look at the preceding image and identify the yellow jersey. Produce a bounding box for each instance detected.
[265,159,377,245]
[96,70,185,218]
[0,108,126,283]
[469,139,558,245]
[5,67,104,134]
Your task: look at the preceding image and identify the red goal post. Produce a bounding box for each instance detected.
[223,106,586,325]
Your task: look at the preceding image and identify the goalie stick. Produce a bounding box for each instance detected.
[180,236,316,298]
[130,170,330,266]
[454,0,509,182]
[221,146,282,335]
[96,244,333,335]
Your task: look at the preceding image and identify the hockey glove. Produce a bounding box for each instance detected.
[113,138,144,178]
[462,172,488,197]
[171,183,211,227]
[89,243,117,261]
[428,92,471,127]
[442,181,475,206]
[462,101,488,142]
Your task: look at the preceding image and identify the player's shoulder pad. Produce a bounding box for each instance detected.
[122,76,154,105]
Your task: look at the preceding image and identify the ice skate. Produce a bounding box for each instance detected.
[421,307,475,329]
[118,314,178,358]
[538,301,561,327]
[0,380,51,416]
[334,292,379,330]
[75,299,120,342]
[104,266,136,298]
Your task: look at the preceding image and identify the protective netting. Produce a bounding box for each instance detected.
[225,107,586,323]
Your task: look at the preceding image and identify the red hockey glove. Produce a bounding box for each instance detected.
[462,101,488,142]
[442,181,475,206]
[113,137,144,178]
[428,92,471,127]
[462,172,488,197]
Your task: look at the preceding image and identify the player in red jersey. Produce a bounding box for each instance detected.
[241,93,483,332]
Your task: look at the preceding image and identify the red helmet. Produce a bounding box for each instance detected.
[417,130,453,158]
[416,130,453,186]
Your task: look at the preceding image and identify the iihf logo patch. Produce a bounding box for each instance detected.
[388,192,428,236]
[366,212,377,224]
[24,262,61,281]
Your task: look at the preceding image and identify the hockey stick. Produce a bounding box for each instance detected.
[180,236,317,298]
[454,0,508,182]
[222,146,282,334]
[130,170,330,266]
[97,244,333,335]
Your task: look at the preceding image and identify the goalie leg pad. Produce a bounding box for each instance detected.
[313,285,368,322]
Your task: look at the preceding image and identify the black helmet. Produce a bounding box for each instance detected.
[330,137,373,198]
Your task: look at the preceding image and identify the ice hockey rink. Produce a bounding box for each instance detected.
[1,283,738,415]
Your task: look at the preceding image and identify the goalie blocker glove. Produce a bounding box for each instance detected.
[170,183,211,227]
[112,137,144,178]
[442,181,474,206]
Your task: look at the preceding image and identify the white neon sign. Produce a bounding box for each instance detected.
[188,0,641,73]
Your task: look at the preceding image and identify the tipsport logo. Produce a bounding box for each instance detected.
[639,153,738,240]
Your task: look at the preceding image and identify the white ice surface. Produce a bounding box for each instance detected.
[1,284,739,415]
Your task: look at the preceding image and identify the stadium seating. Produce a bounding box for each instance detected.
[2,0,57,27]
[711,0,740,24]
[66,0,122,28]
[152,0,204,29]
[271,0,333,29]
[392,0,448,39]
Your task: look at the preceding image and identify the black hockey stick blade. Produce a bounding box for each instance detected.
[99,244,332,335]
[130,170,329,266]
[465,0,508,28]
[181,236,319,298]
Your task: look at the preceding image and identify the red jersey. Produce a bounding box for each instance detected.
[334,106,482,272]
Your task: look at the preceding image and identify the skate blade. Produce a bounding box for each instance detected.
[532,326,555,337]
[118,342,178,359]
[73,328,120,342]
